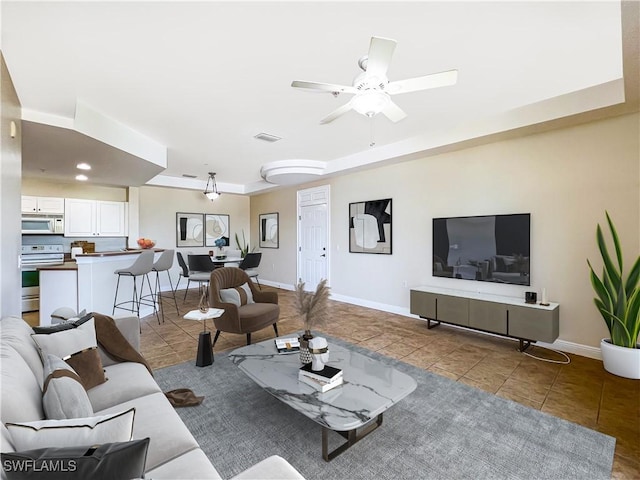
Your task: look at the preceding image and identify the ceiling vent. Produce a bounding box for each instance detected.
[182,173,197,178]
[254,133,282,143]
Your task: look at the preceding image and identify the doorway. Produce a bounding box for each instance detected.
[297,185,330,291]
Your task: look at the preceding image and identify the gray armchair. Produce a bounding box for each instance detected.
[208,267,279,345]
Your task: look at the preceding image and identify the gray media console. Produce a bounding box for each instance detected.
[410,287,559,351]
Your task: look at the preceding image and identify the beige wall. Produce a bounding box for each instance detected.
[251,112,640,350]
[1,54,22,316]
[21,178,127,201]
[139,185,250,288]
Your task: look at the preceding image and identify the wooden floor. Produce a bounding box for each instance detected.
[25,285,640,478]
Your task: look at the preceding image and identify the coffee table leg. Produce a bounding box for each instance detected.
[322,413,383,461]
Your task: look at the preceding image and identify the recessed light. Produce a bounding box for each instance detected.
[76,163,91,170]
[75,174,88,181]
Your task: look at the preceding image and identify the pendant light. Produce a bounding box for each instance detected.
[203,172,220,201]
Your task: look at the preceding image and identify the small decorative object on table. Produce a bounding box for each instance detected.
[214,238,226,260]
[308,337,329,371]
[274,337,300,354]
[295,278,330,365]
[137,237,155,249]
[198,290,208,314]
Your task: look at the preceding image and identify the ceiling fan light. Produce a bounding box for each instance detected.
[351,91,390,117]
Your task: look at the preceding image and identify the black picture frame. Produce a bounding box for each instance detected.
[204,214,230,247]
[176,212,204,247]
[349,199,392,254]
[259,212,279,248]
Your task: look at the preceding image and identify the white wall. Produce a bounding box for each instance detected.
[0,54,22,317]
[251,113,640,351]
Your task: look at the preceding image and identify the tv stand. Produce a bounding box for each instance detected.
[410,286,559,351]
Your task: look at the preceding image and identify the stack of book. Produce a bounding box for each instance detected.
[298,363,343,392]
[274,337,300,354]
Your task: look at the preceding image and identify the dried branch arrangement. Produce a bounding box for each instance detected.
[295,278,330,332]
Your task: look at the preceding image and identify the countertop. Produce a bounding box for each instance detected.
[37,261,78,271]
[76,248,165,258]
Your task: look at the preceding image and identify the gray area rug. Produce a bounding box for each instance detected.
[154,337,615,480]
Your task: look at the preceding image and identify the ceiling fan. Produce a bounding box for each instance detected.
[291,36,458,124]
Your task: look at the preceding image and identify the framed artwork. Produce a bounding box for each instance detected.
[259,212,279,248]
[349,198,392,254]
[205,214,230,247]
[176,213,204,247]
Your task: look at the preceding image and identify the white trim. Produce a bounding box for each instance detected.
[329,292,602,360]
[258,279,295,291]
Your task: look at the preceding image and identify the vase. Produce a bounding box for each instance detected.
[299,330,313,365]
[600,338,640,379]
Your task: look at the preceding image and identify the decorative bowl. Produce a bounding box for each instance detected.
[215,255,227,260]
[137,238,156,249]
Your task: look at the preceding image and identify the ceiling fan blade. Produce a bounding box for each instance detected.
[387,69,458,95]
[291,80,357,94]
[320,101,353,124]
[381,100,407,123]
[365,36,397,78]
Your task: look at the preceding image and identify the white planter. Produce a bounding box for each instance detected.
[600,339,640,379]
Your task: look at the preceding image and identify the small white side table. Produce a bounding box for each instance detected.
[184,308,224,367]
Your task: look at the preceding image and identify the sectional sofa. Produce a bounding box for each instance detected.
[0,315,304,479]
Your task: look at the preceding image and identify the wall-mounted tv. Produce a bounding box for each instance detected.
[433,213,531,286]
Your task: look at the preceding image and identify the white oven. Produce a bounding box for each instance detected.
[21,244,64,312]
[21,215,64,234]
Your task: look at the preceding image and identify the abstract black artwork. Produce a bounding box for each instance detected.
[349,198,392,254]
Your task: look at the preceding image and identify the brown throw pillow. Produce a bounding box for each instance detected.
[64,348,107,390]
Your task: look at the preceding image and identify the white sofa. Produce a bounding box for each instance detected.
[0,315,304,479]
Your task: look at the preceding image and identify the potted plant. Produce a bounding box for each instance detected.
[587,212,640,379]
[294,279,330,364]
[235,231,249,258]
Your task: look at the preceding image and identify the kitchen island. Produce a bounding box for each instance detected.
[38,249,163,325]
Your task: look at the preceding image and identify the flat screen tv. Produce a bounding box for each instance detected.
[432,213,530,286]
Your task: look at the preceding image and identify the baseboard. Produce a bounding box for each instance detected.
[326,292,603,361]
[259,279,296,291]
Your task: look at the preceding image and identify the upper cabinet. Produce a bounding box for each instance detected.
[64,199,128,237]
[21,196,65,215]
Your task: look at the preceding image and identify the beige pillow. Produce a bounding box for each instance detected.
[42,354,93,419]
[220,282,254,306]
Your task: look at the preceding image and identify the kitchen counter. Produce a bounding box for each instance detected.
[38,249,166,325]
[37,261,78,271]
[76,248,164,258]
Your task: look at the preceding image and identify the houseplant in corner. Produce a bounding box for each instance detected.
[587,212,640,379]
[295,279,330,364]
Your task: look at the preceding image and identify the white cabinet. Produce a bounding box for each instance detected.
[21,196,65,214]
[64,198,128,237]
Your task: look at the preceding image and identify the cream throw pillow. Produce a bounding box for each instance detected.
[220,282,254,306]
[6,408,135,451]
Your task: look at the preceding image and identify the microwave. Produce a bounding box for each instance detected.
[21,215,64,234]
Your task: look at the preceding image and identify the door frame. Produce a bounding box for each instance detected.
[297,185,331,287]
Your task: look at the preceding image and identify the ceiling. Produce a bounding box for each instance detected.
[2,1,637,194]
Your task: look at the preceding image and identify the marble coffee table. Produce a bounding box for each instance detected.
[229,338,417,461]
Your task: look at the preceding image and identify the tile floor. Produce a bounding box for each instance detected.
[25,285,640,478]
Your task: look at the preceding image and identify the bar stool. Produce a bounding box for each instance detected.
[112,250,157,321]
[150,249,180,322]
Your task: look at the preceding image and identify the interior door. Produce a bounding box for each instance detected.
[299,203,327,291]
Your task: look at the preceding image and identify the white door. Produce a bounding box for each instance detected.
[298,185,329,291]
[97,201,126,236]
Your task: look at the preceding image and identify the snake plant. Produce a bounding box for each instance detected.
[587,212,640,348]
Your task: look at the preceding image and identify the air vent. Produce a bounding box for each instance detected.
[182,174,197,179]
[254,133,282,143]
